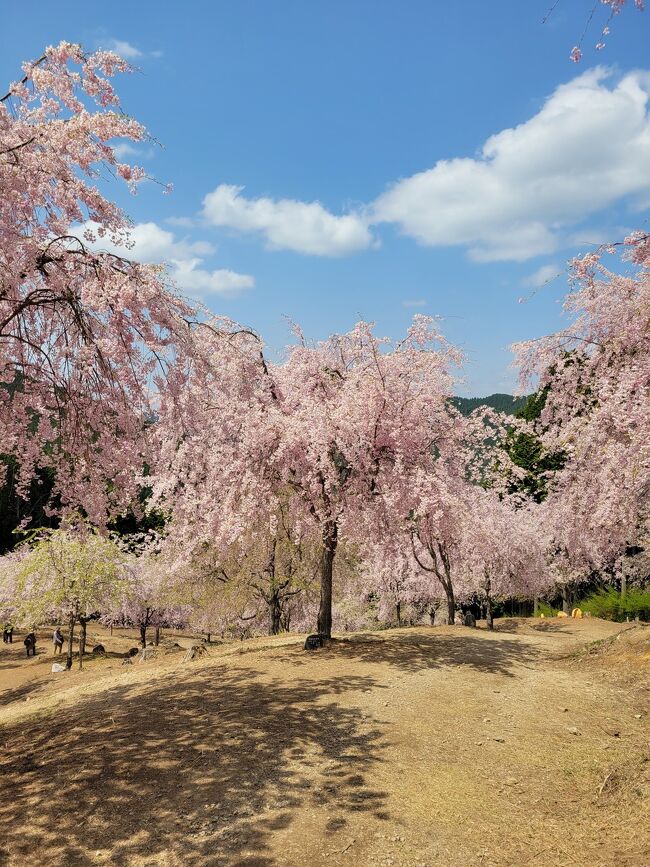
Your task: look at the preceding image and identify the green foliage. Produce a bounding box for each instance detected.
[515,388,549,423]
[0,457,59,555]
[504,389,565,503]
[580,587,650,622]
[10,525,127,625]
[452,393,529,417]
[535,600,559,618]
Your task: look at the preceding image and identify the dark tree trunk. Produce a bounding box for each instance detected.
[436,543,455,625]
[140,624,147,648]
[317,519,338,639]
[269,594,282,635]
[154,627,160,646]
[429,606,436,626]
[484,575,494,631]
[110,625,113,636]
[561,584,571,614]
[65,605,77,671]
[396,600,402,626]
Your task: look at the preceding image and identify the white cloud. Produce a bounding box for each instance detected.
[74,221,253,298]
[171,261,254,296]
[522,263,562,289]
[102,39,163,61]
[372,68,650,261]
[202,184,374,256]
[165,216,196,229]
[112,142,139,159]
[104,39,143,60]
[402,298,427,308]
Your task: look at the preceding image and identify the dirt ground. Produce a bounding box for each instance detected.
[0,618,648,867]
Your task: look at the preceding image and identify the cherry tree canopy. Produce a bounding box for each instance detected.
[514,236,650,582]
[0,43,202,524]
[151,316,467,637]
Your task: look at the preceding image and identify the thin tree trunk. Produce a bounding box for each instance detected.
[429,606,436,626]
[140,624,147,648]
[396,600,402,627]
[533,595,539,617]
[65,605,77,671]
[154,627,160,646]
[484,575,494,630]
[110,624,113,636]
[317,519,338,638]
[621,559,627,598]
[79,618,87,670]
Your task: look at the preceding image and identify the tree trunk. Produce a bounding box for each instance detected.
[154,627,160,646]
[484,575,494,630]
[621,559,627,598]
[140,624,147,648]
[533,595,539,617]
[444,583,455,625]
[396,600,402,627]
[269,594,282,635]
[79,619,87,670]
[485,594,494,631]
[429,606,436,626]
[110,624,113,636]
[317,519,338,638]
[65,605,77,670]
[561,584,570,614]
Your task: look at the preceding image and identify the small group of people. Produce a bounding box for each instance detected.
[23,627,65,658]
[2,625,65,657]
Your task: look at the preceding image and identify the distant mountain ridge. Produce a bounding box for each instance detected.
[451,393,529,417]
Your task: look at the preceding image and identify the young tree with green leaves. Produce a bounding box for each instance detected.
[5,524,126,669]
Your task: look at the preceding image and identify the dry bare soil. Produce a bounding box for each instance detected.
[0,618,648,867]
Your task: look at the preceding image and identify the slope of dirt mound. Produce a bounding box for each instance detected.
[564,623,650,686]
[1,619,648,867]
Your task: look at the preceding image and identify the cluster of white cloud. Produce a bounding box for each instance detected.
[102,38,163,60]
[74,221,254,298]
[202,184,373,256]
[373,68,650,261]
[197,69,650,263]
[522,263,561,290]
[83,65,650,303]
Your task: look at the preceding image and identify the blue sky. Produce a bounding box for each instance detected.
[3,1,650,395]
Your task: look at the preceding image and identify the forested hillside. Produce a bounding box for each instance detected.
[452,393,529,416]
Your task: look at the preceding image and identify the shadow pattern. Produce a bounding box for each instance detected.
[275,630,543,677]
[0,668,388,867]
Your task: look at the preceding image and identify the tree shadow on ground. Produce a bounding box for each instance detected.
[0,678,49,706]
[0,667,388,866]
[528,621,576,634]
[276,630,543,677]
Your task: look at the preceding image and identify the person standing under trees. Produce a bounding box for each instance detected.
[52,627,64,655]
[2,622,13,643]
[23,632,36,657]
